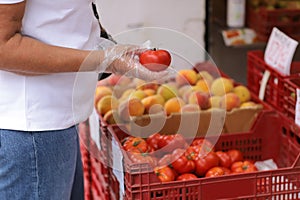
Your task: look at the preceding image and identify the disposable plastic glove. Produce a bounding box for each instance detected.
[98,44,169,81]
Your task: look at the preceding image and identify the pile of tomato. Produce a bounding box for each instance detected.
[122,133,258,183]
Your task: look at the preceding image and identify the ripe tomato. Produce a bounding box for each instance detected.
[157,134,187,154]
[129,153,157,167]
[194,152,220,177]
[154,166,176,183]
[157,154,173,168]
[146,133,161,150]
[231,161,258,173]
[171,149,195,174]
[139,49,171,71]
[215,151,232,168]
[122,136,150,153]
[205,166,226,177]
[176,173,198,181]
[227,149,243,163]
[190,138,214,156]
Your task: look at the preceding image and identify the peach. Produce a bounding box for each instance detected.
[178,85,193,97]
[141,94,165,114]
[129,90,147,100]
[233,85,251,103]
[94,86,113,106]
[209,96,222,108]
[193,79,210,93]
[197,71,214,86]
[135,80,159,91]
[180,104,201,113]
[210,77,234,96]
[157,84,178,101]
[96,95,119,116]
[164,97,185,115]
[143,89,156,97]
[240,101,258,108]
[219,93,241,111]
[188,91,210,110]
[175,69,198,87]
[103,109,121,125]
[118,97,145,122]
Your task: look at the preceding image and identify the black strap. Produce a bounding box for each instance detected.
[91,2,115,80]
[92,2,117,44]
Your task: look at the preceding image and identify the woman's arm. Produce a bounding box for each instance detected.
[0,2,103,75]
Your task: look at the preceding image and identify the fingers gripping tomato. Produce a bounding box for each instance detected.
[139,49,171,71]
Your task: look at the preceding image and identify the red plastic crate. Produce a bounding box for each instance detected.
[247,50,300,112]
[283,77,300,125]
[247,6,300,41]
[106,111,300,200]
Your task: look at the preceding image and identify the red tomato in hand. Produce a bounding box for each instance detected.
[227,149,243,163]
[176,173,198,181]
[215,151,232,168]
[194,152,220,177]
[139,49,171,71]
[171,149,195,174]
[154,166,176,182]
[231,161,258,173]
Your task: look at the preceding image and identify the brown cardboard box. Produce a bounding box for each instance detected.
[127,105,263,138]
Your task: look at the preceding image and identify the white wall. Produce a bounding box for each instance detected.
[96,0,206,48]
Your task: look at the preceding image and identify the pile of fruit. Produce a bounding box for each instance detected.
[121,132,258,183]
[94,67,262,125]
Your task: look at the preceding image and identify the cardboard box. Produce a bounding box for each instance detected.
[127,105,263,138]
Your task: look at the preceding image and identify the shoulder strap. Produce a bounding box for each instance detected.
[92,2,117,44]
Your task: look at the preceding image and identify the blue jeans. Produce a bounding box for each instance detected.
[0,126,84,200]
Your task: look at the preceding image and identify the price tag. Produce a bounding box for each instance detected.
[295,89,300,126]
[264,27,298,76]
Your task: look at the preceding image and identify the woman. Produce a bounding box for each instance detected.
[0,0,166,199]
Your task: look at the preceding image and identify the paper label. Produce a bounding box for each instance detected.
[112,137,124,199]
[295,89,300,126]
[264,27,298,76]
[88,108,101,150]
[258,70,271,101]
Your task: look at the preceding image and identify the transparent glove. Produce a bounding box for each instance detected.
[98,44,169,82]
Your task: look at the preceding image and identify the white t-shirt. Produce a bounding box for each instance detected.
[0,0,102,131]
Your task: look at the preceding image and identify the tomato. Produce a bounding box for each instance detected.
[176,173,198,181]
[129,153,157,167]
[171,149,195,174]
[139,49,171,71]
[157,134,187,154]
[154,166,176,183]
[190,138,214,156]
[194,152,220,177]
[215,151,232,168]
[123,136,150,153]
[227,149,243,163]
[146,133,161,150]
[231,161,258,173]
[205,166,226,177]
[157,154,173,168]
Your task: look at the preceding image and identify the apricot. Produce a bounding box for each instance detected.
[118,97,145,122]
[164,97,185,115]
[219,93,241,111]
[211,77,234,96]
